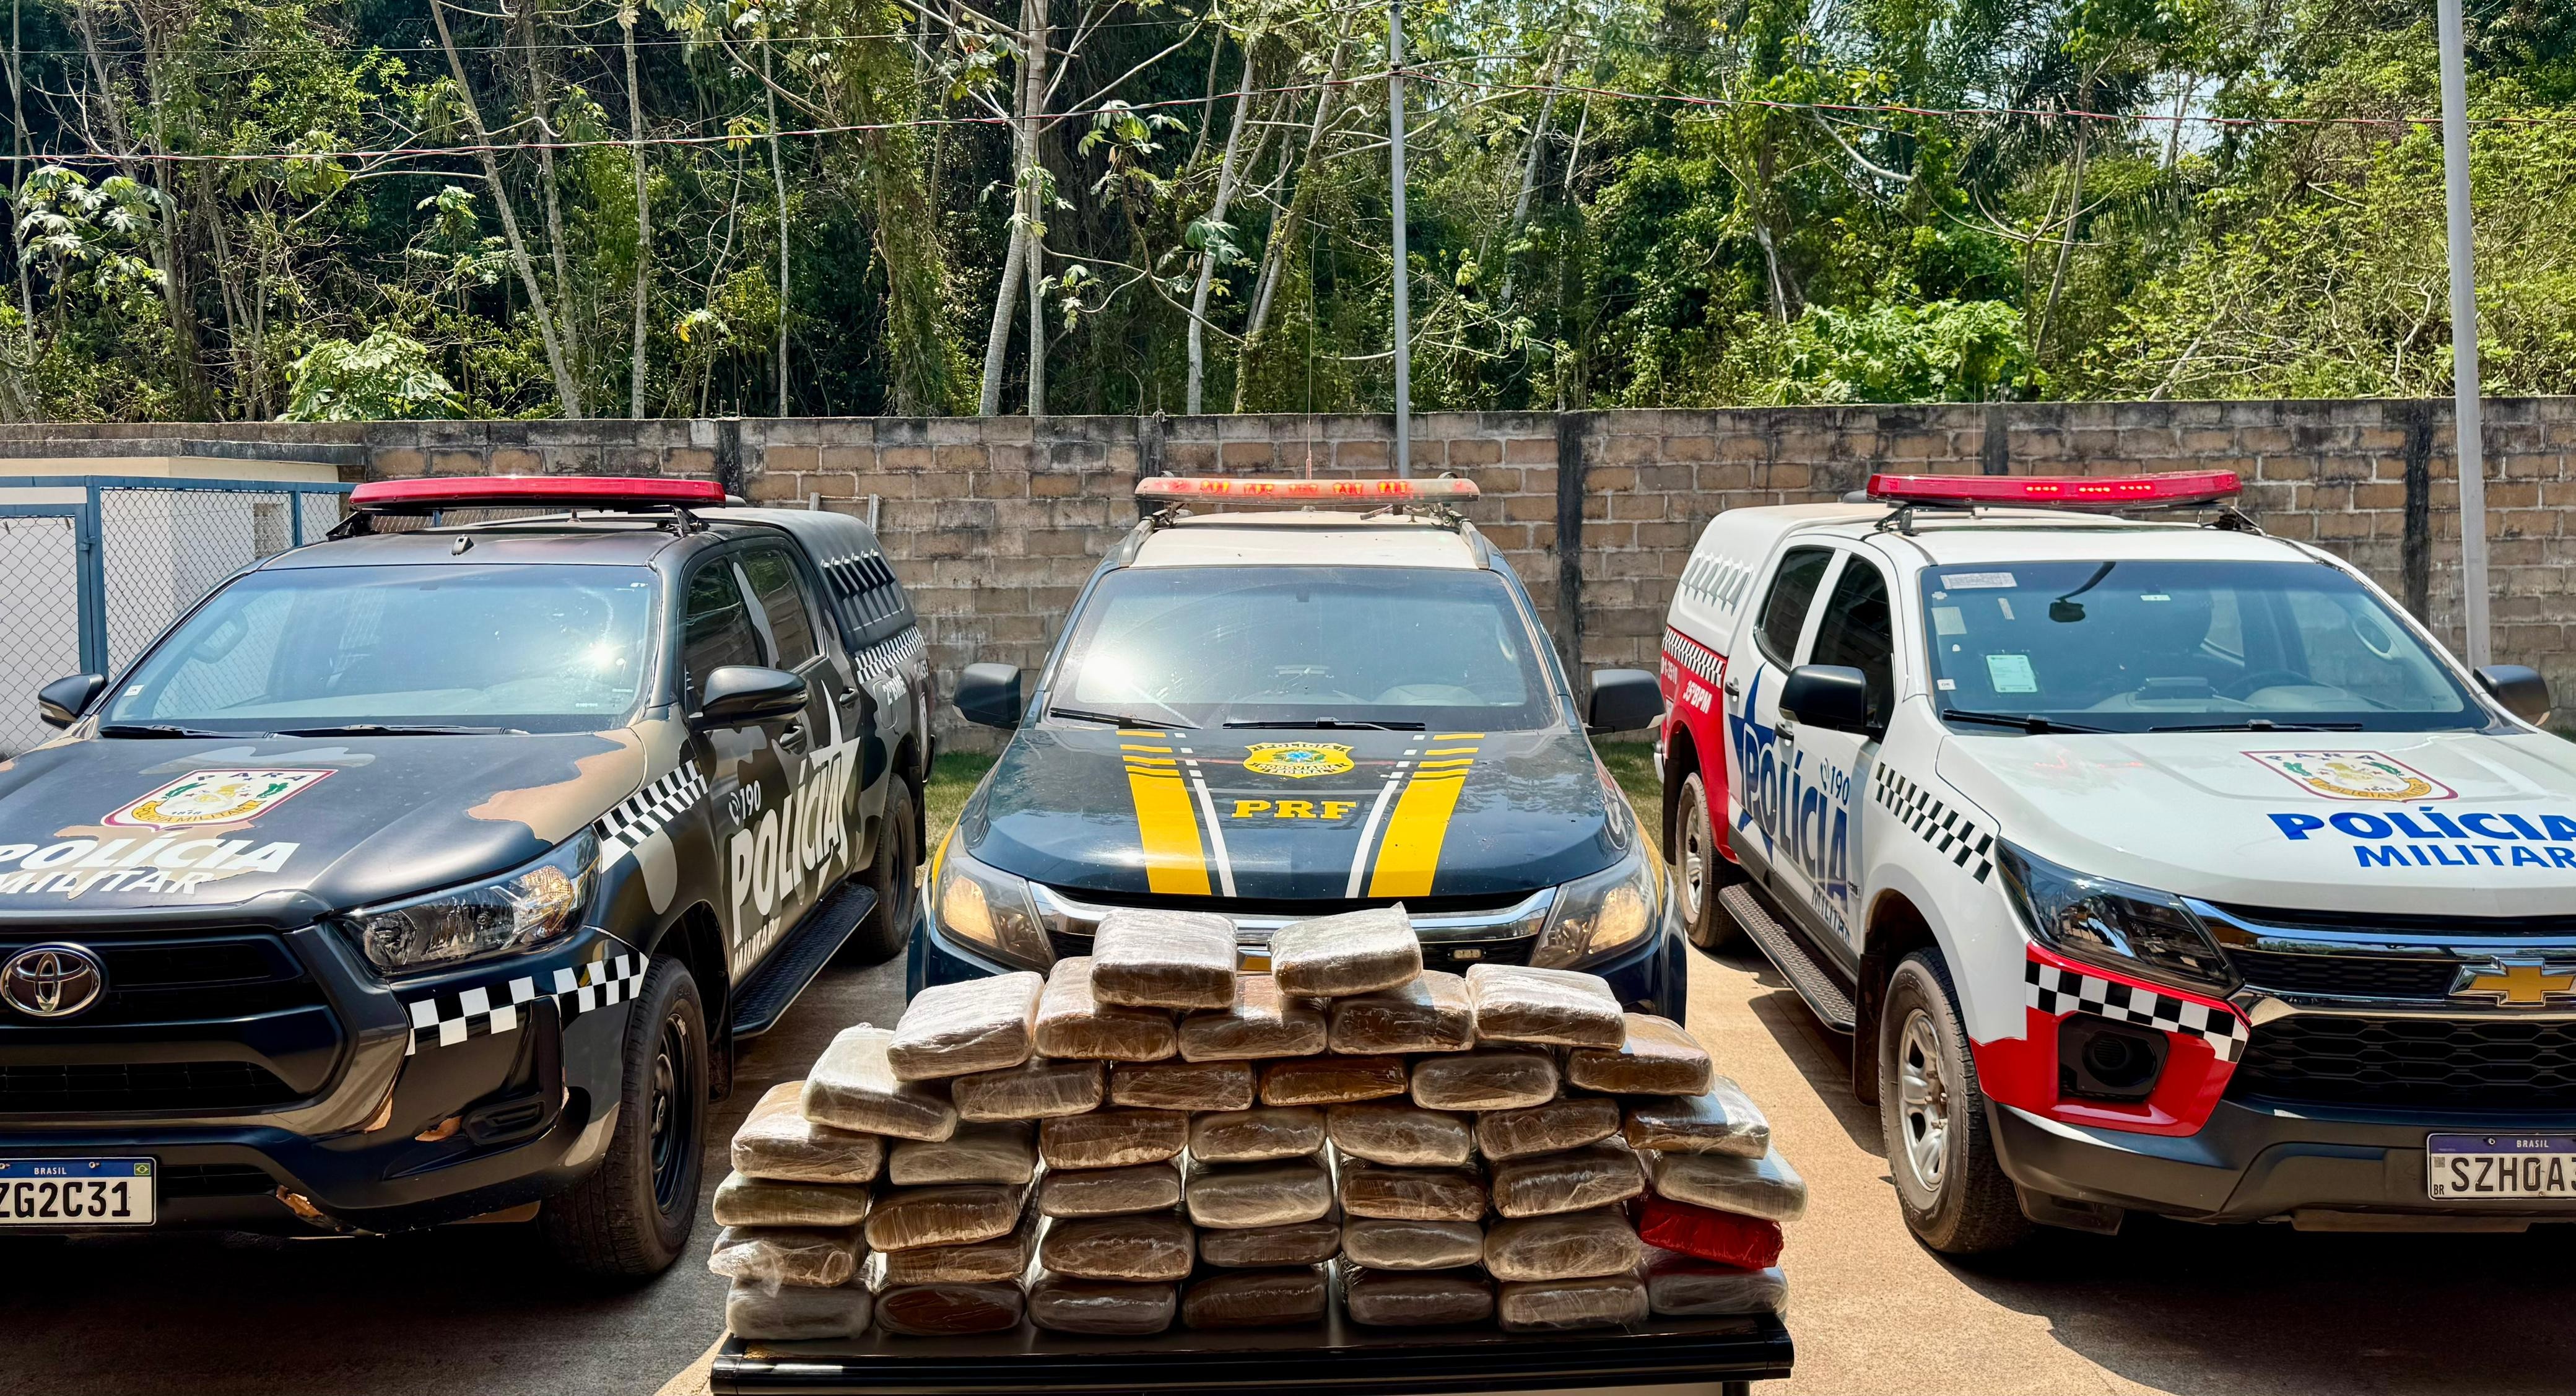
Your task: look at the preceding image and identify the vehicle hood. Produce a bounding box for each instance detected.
[0,730,653,923]
[963,725,1625,902]
[1934,728,2576,917]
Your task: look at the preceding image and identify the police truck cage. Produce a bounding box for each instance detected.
[1863,469,2255,535]
[331,475,741,538]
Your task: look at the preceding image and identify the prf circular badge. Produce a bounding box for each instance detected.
[1242,742,1355,779]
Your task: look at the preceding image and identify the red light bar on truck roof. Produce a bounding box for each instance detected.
[1866,470,2242,510]
[348,475,729,511]
[1134,475,1481,503]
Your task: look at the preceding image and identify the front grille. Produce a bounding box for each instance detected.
[2233,1015,2576,1110]
[0,932,326,1027]
[2211,903,2576,939]
[160,1163,278,1198]
[0,1062,298,1113]
[2229,949,2461,1000]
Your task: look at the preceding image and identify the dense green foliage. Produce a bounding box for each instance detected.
[0,0,2567,419]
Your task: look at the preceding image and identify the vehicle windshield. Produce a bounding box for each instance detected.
[1051,565,1560,730]
[1920,558,2487,732]
[105,564,659,735]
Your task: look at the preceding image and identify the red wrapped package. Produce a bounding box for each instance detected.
[1632,1193,1783,1270]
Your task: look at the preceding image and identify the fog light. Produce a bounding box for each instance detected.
[2058,1016,2169,1102]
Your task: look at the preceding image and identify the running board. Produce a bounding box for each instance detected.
[731,881,877,1039]
[1719,884,1857,1032]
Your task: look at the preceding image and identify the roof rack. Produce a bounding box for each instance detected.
[1860,470,2258,536]
[1133,474,1481,530]
[329,475,739,538]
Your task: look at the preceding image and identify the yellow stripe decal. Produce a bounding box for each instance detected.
[1424,747,1480,757]
[1125,768,1213,896]
[1367,764,1474,899]
[1416,757,1476,769]
[1435,733,1487,740]
[1120,744,1175,753]
[1123,756,1178,767]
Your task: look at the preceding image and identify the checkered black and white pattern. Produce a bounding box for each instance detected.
[552,953,648,1020]
[404,953,648,1055]
[2025,960,2250,1063]
[597,764,708,866]
[1873,764,1995,883]
[1663,626,1725,686]
[853,628,925,687]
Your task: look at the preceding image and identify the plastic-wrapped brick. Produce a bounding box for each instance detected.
[1185,1158,1334,1229]
[1474,1096,1621,1161]
[1090,907,1238,1010]
[1038,1161,1184,1219]
[1110,1059,1256,1112]
[1336,1159,1486,1222]
[1267,905,1422,998]
[887,1122,1037,1187]
[951,1058,1105,1122]
[1038,1211,1196,1282]
[1633,1194,1784,1270]
[863,1184,1028,1252]
[1260,1056,1409,1107]
[1341,1217,1484,1270]
[1344,1267,1495,1328]
[1034,957,1178,1062]
[873,1280,1027,1336]
[712,1172,872,1229]
[1325,1102,1472,1168]
[1490,1143,1645,1218]
[1482,1208,1644,1281]
[726,1275,872,1340]
[1181,1267,1328,1328]
[887,972,1044,1081]
[708,1225,863,1290]
[1621,1081,1772,1158]
[731,1081,883,1184]
[1030,1274,1178,1336]
[1567,1014,1715,1097]
[1196,1214,1342,1268]
[801,1026,957,1141]
[1038,1107,1190,1170]
[1644,1252,1788,1317]
[1645,1149,1808,1223]
[1177,975,1326,1062]
[1497,1275,1648,1332]
[1326,971,1474,1055]
[879,1207,1039,1284]
[1188,1106,1325,1163]
[1409,1050,1558,1112]
[1464,964,1625,1049]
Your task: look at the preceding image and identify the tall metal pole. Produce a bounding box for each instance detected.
[2437,0,2490,666]
[1388,0,1411,477]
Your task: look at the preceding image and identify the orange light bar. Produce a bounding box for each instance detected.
[349,475,728,510]
[1134,475,1481,503]
[1866,470,2241,510]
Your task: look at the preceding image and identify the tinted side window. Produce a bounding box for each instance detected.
[682,564,765,702]
[1757,547,1835,665]
[1810,556,1894,723]
[740,545,820,668]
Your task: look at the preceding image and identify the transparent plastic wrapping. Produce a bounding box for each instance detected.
[1633,1194,1784,1270]
[1341,1216,1484,1270]
[1110,1059,1258,1112]
[1645,1149,1808,1223]
[951,1058,1106,1122]
[1030,1274,1179,1336]
[1260,1055,1409,1107]
[863,1184,1029,1252]
[887,972,1045,1081]
[1089,907,1239,1010]
[1474,1096,1622,1161]
[1184,1158,1334,1229]
[1336,1159,1487,1222]
[1464,964,1625,1049]
[1409,1050,1559,1112]
[887,1122,1038,1187]
[1643,1254,1788,1319]
[801,1026,959,1142]
[1621,1080,1772,1158]
[1344,1267,1495,1328]
[1482,1208,1645,1282]
[708,1225,863,1291]
[1181,1267,1329,1328]
[1268,905,1424,998]
[1038,1161,1184,1218]
[1326,972,1475,1055]
[1490,1143,1646,1218]
[1177,975,1327,1062]
[1566,1014,1715,1097]
[1497,1275,1648,1332]
[711,1172,874,1229]
[1038,1107,1191,1170]
[1188,1106,1326,1163]
[1037,1211,1197,1282]
[731,1081,886,1185]
[872,1280,1027,1337]
[726,1276,873,1341]
[1034,957,1179,1062]
[1325,1102,1472,1167]
[878,1207,1039,1285]
[1196,1214,1343,1268]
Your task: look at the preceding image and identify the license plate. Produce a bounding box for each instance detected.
[0,1158,155,1225]
[2427,1135,2576,1201]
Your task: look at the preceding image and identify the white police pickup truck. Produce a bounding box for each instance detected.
[1653,469,2574,1252]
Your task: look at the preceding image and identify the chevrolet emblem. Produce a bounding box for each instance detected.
[2453,961,2576,1008]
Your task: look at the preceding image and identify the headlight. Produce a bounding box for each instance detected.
[349,833,598,975]
[1996,843,2234,993]
[929,836,1056,971]
[1531,847,1663,969]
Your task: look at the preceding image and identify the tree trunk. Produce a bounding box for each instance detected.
[764,40,790,416]
[8,0,29,323]
[516,0,583,385]
[624,4,650,417]
[1234,23,1352,412]
[1021,0,1048,416]
[980,222,1026,415]
[2034,117,2089,362]
[1495,37,1567,312]
[1184,41,1256,414]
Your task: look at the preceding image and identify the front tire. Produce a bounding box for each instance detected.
[1674,772,1738,950]
[1879,950,2032,1255]
[542,956,707,1280]
[847,779,921,964]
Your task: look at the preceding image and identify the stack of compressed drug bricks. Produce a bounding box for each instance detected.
[711,903,1801,1340]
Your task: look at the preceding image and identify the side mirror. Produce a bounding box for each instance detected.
[1780,664,1873,736]
[1585,669,1664,735]
[2476,664,2552,726]
[37,674,104,730]
[955,663,1025,730]
[697,665,809,725]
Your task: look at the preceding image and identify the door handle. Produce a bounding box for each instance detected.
[836,687,860,705]
[1723,680,1742,698]
[780,723,809,751]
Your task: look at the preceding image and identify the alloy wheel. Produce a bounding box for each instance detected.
[1897,1008,1950,1192]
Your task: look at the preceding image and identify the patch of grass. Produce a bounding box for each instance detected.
[923,749,997,847]
[1593,738,1665,855]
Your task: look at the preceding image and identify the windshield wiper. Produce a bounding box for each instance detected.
[274,723,525,737]
[2149,718,2365,733]
[1046,707,1196,731]
[1224,717,1429,731]
[1938,709,2115,735]
[97,723,247,739]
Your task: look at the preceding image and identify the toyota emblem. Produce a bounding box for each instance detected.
[1,944,105,1019]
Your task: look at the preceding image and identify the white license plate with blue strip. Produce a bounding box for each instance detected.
[0,1158,155,1224]
[2428,1135,2576,1200]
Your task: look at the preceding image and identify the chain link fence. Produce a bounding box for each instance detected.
[0,517,82,757]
